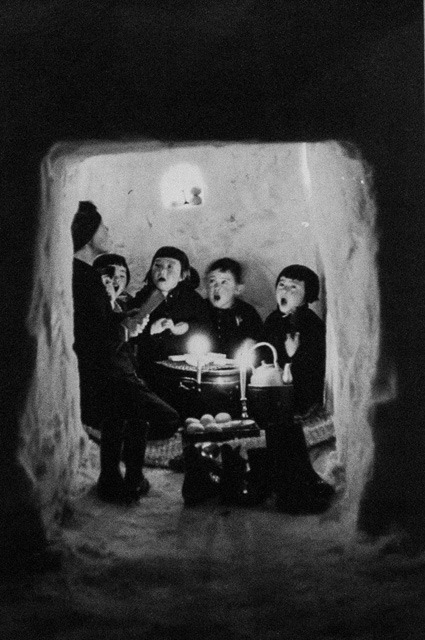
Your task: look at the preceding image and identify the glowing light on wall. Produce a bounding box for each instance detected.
[160,162,205,209]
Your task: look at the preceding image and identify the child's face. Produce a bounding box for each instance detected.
[112,265,127,297]
[207,269,242,309]
[276,277,306,314]
[152,257,184,294]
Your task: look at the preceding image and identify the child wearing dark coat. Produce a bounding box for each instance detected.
[205,257,263,359]
[257,264,333,514]
[131,246,211,380]
[72,204,180,505]
[261,264,326,416]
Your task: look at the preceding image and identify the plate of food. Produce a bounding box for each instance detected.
[184,413,256,433]
[168,352,229,367]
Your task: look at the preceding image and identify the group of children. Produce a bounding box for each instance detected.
[72,200,329,510]
[93,245,326,417]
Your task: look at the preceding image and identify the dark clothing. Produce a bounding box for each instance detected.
[131,280,211,379]
[72,258,131,381]
[101,374,182,441]
[116,290,134,313]
[207,298,263,358]
[251,310,333,512]
[261,305,326,415]
[72,258,180,491]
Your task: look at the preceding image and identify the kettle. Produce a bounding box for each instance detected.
[248,342,292,387]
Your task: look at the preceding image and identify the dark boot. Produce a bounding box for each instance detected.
[122,420,150,502]
[219,444,251,506]
[246,448,273,504]
[275,463,335,514]
[182,445,221,507]
[97,419,126,503]
[275,483,333,514]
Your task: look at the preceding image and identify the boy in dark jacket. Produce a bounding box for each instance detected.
[205,257,263,359]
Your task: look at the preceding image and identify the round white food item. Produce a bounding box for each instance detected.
[185,417,201,426]
[186,424,205,433]
[200,414,215,426]
[215,412,232,423]
[204,423,222,431]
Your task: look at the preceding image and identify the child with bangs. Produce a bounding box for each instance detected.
[131,246,211,380]
[262,264,326,416]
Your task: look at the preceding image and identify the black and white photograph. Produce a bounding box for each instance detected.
[0,2,424,638]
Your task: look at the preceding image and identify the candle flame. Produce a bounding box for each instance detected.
[187,334,210,357]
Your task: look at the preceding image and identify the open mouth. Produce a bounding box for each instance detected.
[280,297,287,306]
[214,294,221,302]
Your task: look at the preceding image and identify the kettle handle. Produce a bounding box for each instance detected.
[250,342,279,368]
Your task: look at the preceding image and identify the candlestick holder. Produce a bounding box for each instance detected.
[196,360,202,390]
[240,396,249,421]
[237,342,252,422]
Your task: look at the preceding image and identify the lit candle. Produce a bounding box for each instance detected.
[187,334,210,387]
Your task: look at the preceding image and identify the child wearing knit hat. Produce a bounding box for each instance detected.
[71,200,109,254]
[72,203,180,504]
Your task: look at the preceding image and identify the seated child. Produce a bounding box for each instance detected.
[93,253,132,312]
[206,258,263,359]
[72,203,179,504]
[93,252,150,370]
[261,264,326,416]
[131,246,211,380]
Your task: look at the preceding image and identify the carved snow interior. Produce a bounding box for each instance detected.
[19,140,382,540]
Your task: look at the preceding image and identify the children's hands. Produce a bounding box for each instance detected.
[171,321,189,336]
[150,318,189,336]
[105,282,117,303]
[150,317,174,335]
[137,314,150,334]
[285,332,300,357]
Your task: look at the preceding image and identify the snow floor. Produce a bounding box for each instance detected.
[1,442,425,639]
